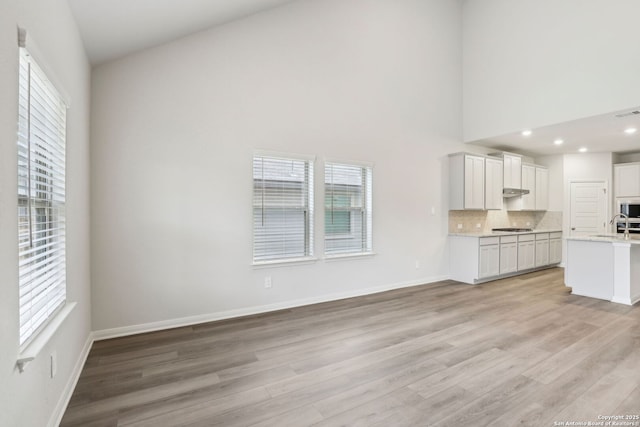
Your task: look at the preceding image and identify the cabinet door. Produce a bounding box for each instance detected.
[485,158,503,210]
[535,240,550,267]
[535,167,549,211]
[500,243,518,274]
[517,241,535,270]
[521,165,536,210]
[614,164,640,198]
[464,155,485,209]
[503,154,522,189]
[479,244,499,278]
[549,238,562,264]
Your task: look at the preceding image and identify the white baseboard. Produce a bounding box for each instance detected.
[48,332,94,427]
[93,274,450,341]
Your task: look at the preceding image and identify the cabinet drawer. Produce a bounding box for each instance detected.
[479,237,500,246]
[535,233,550,241]
[518,234,535,242]
[500,235,517,244]
[549,232,562,239]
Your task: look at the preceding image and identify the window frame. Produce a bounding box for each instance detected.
[17,46,68,351]
[323,161,373,257]
[252,152,316,265]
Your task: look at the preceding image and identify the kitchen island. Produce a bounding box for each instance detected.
[565,234,640,305]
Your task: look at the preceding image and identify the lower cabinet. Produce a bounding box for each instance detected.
[549,232,562,264]
[517,234,536,271]
[479,237,500,279]
[449,232,562,284]
[500,236,518,274]
[535,233,550,267]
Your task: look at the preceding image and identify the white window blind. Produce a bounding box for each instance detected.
[324,162,372,255]
[253,155,314,262]
[17,48,67,347]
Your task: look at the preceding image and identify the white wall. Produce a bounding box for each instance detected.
[0,0,92,426]
[463,0,640,142]
[90,0,464,333]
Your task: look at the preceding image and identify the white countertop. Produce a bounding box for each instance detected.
[565,233,640,244]
[449,229,562,238]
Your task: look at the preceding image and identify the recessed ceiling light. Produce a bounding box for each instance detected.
[521,130,532,137]
[625,127,637,135]
[579,147,588,153]
[554,139,564,145]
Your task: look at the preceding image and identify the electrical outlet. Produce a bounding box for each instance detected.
[415,260,420,269]
[476,223,481,229]
[264,276,272,289]
[526,222,531,226]
[50,351,57,379]
[457,223,463,229]
[431,206,436,216]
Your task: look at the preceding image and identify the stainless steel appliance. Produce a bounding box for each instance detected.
[616,199,640,233]
[491,227,533,233]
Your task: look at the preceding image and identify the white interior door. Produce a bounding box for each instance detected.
[569,181,608,236]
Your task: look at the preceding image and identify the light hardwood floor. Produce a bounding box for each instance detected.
[61,268,640,426]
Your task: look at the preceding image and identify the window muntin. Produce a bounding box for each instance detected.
[17,48,67,347]
[324,162,372,255]
[253,155,314,262]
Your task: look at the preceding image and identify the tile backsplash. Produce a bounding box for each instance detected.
[449,210,562,233]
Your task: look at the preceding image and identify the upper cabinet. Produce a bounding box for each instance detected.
[614,163,640,198]
[485,157,504,210]
[507,164,548,211]
[535,167,549,211]
[521,164,536,210]
[449,152,546,212]
[449,153,485,210]
[503,154,522,189]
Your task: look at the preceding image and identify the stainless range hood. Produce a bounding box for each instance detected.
[503,188,530,198]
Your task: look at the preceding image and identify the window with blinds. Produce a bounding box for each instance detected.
[17,48,67,347]
[324,162,373,255]
[253,155,314,262]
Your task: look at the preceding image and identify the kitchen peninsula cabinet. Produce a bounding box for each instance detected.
[566,234,640,305]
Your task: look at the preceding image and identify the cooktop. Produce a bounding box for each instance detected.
[491,227,533,232]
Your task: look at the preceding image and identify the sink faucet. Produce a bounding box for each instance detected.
[610,213,630,240]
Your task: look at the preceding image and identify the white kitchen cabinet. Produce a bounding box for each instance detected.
[517,234,535,271]
[549,232,562,264]
[450,232,561,284]
[449,153,485,210]
[485,157,504,210]
[479,238,500,279]
[507,164,548,211]
[535,233,550,267]
[499,236,518,274]
[521,164,536,210]
[535,167,549,211]
[503,154,522,189]
[614,163,640,198]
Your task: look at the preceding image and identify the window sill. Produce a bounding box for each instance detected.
[253,257,318,268]
[16,302,76,373]
[324,252,376,261]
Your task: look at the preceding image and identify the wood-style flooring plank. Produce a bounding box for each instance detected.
[60,268,640,427]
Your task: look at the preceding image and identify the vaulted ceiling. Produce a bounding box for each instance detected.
[67,0,299,64]
[67,0,640,156]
